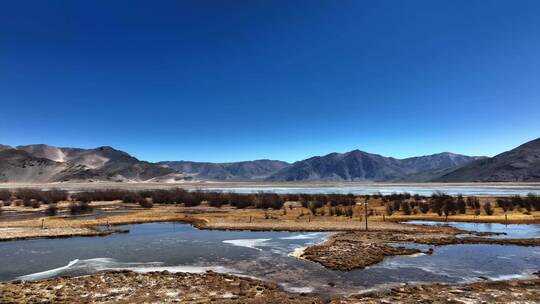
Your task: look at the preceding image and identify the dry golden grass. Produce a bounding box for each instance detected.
[1,197,538,241]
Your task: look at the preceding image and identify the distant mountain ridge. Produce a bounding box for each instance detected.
[159,160,290,181]
[435,138,540,182]
[2,138,539,183]
[265,151,484,182]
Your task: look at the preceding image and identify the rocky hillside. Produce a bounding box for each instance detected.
[266,151,483,182]
[0,144,181,182]
[159,160,290,181]
[435,137,540,182]
[0,144,13,151]
[0,148,69,182]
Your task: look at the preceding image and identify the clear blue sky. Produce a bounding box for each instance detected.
[1,1,539,163]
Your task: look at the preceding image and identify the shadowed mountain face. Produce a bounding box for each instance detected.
[1,144,179,183]
[159,160,291,181]
[435,138,540,182]
[400,153,485,173]
[266,151,484,182]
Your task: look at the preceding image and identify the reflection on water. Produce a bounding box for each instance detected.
[405,221,540,239]
[1,223,539,296]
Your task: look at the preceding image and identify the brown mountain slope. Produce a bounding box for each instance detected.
[435,138,540,182]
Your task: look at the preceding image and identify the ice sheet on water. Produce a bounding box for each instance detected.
[222,238,271,251]
[17,257,238,281]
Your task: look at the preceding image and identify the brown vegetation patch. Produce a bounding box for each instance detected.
[302,238,421,271]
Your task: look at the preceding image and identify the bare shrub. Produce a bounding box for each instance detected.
[138,199,153,209]
[30,200,41,209]
[419,202,429,213]
[46,204,58,216]
[401,201,411,215]
[70,202,93,215]
[41,189,68,204]
[483,202,494,216]
[0,189,11,203]
[385,203,394,216]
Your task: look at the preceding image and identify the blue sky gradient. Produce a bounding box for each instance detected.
[1,1,539,162]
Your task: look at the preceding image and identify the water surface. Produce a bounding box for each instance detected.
[405,221,540,239]
[1,223,539,295]
[194,184,540,196]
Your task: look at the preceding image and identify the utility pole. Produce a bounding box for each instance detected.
[364,197,368,231]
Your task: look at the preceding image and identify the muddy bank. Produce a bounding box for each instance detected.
[298,227,540,271]
[0,227,127,242]
[333,278,540,304]
[302,239,422,271]
[0,270,323,304]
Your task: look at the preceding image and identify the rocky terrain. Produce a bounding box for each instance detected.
[0,148,68,183]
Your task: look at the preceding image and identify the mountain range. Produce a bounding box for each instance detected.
[265,151,484,182]
[158,160,290,181]
[0,137,539,183]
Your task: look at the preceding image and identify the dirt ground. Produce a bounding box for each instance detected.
[0,270,538,304]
